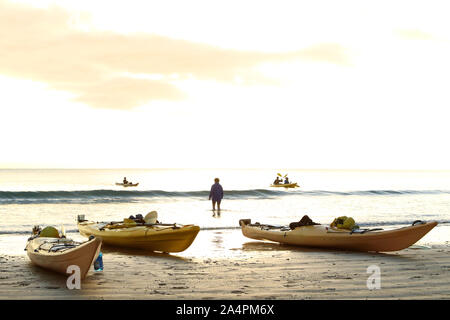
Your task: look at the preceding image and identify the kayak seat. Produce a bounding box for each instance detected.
[48,244,77,252]
[261,225,280,230]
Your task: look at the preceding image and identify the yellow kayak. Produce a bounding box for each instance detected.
[239,219,437,252]
[270,183,299,188]
[78,217,200,253]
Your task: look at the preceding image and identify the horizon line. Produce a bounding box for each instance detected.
[1,167,450,172]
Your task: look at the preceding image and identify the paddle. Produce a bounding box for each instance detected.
[99,221,183,229]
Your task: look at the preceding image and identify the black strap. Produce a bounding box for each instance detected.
[350,228,384,234]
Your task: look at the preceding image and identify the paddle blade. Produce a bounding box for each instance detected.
[277,173,282,177]
[145,211,158,224]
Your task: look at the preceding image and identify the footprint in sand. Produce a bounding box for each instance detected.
[231,290,245,294]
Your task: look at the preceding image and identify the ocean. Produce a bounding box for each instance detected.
[0,168,449,247]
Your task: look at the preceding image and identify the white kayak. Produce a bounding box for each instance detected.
[115,182,139,187]
[26,236,102,279]
[240,219,438,252]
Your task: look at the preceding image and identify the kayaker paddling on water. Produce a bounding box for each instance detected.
[123,177,129,184]
[284,176,290,184]
[209,178,224,211]
[273,176,282,185]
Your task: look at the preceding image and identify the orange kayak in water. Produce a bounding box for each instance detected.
[270,183,299,188]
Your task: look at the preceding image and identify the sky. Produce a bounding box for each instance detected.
[1,0,449,169]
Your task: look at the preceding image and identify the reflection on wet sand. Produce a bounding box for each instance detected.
[241,241,422,260]
[212,209,221,218]
[211,231,224,250]
[100,246,189,262]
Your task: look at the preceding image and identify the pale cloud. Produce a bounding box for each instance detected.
[395,29,435,41]
[68,78,187,110]
[0,0,350,110]
[294,43,351,66]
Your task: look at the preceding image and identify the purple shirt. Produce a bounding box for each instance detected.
[209,183,223,201]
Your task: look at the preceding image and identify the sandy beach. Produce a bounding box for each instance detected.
[1,229,449,300]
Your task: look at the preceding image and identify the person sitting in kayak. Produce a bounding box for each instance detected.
[284,177,290,184]
[123,177,129,184]
[209,178,224,211]
[273,177,282,185]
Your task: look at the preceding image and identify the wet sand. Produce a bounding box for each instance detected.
[0,230,449,299]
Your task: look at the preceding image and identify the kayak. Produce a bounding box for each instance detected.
[270,183,299,188]
[239,219,438,252]
[115,182,139,187]
[26,236,102,279]
[78,219,200,253]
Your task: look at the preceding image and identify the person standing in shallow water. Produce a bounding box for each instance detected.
[209,178,223,211]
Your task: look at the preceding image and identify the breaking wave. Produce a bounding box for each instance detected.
[0,189,449,204]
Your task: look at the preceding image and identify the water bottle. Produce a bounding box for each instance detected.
[94,252,103,271]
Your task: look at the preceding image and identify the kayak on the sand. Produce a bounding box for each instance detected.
[270,182,299,188]
[26,227,102,279]
[239,219,437,252]
[115,182,139,187]
[77,212,200,253]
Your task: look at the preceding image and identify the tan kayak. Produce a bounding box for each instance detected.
[26,236,102,279]
[239,219,438,252]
